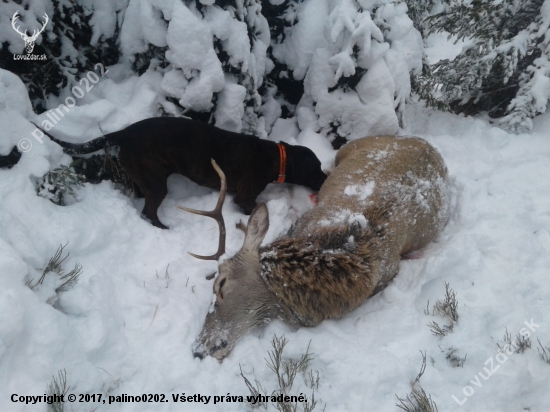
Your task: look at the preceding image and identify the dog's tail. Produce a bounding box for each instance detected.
[31,122,119,155]
[0,146,22,169]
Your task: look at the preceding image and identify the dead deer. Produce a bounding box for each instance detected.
[184,136,450,360]
[12,11,48,54]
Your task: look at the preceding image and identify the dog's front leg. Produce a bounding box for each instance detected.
[234,180,262,215]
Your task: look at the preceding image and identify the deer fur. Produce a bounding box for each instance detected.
[192,135,450,360]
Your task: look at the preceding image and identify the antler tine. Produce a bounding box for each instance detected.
[12,11,48,40]
[12,11,26,37]
[39,13,48,31]
[236,220,247,234]
[30,13,48,40]
[178,159,227,260]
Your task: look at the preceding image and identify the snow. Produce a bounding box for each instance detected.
[344,181,374,201]
[83,0,121,46]
[296,0,422,141]
[1,4,550,412]
[214,80,246,132]
[121,0,268,117]
[32,70,164,143]
[424,32,463,64]
[0,70,34,122]
[270,0,329,81]
[120,0,169,57]
[164,2,225,111]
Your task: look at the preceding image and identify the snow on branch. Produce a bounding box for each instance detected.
[327,0,384,82]
[299,0,422,146]
[413,0,550,133]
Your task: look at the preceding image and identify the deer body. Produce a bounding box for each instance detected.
[189,136,450,360]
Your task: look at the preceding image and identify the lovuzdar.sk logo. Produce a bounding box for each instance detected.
[11,10,48,61]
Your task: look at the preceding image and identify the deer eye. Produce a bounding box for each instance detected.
[218,278,227,299]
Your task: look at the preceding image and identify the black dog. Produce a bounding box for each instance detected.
[37,117,327,228]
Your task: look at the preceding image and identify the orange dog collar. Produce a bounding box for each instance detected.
[276,143,286,183]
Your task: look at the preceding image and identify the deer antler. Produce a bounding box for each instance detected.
[11,11,48,40]
[29,13,48,41]
[178,159,227,260]
[11,11,27,38]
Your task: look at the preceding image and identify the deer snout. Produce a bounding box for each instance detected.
[210,340,228,355]
[192,334,230,361]
[192,341,228,360]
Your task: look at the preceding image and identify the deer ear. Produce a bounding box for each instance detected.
[242,203,269,252]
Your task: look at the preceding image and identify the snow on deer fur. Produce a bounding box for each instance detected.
[189,135,450,360]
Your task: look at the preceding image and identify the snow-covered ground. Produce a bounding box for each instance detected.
[1,65,550,411]
[1,0,550,408]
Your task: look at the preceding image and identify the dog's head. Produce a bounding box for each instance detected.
[283,143,327,191]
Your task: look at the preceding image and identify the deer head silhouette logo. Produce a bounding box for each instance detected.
[11,11,49,54]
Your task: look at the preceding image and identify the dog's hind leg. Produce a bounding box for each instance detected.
[138,178,168,229]
[125,173,168,229]
[118,149,169,229]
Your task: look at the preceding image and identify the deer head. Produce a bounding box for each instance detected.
[12,11,49,54]
[180,159,286,359]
